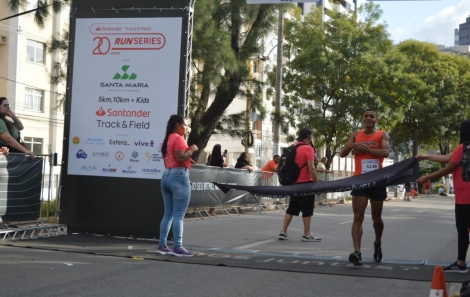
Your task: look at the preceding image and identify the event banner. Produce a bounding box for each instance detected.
[0,155,43,222]
[67,18,182,179]
[214,157,420,197]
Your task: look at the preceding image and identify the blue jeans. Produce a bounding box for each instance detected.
[159,167,191,248]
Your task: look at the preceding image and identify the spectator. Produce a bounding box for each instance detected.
[424,179,431,195]
[438,185,448,196]
[209,144,228,168]
[411,188,419,198]
[262,155,280,181]
[234,152,254,171]
[316,157,334,182]
[158,114,198,257]
[0,97,34,158]
[404,182,411,201]
[262,155,280,173]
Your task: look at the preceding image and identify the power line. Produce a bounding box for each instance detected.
[0,76,65,97]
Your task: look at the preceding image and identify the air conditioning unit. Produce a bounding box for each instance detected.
[0,36,6,45]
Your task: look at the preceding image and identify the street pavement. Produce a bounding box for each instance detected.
[0,195,468,297]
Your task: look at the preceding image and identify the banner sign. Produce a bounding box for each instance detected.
[0,155,43,222]
[67,18,182,179]
[214,157,420,198]
[247,0,319,3]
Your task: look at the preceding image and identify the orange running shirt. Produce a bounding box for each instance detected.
[353,130,384,176]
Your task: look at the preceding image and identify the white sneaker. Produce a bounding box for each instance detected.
[301,233,321,242]
[278,232,288,240]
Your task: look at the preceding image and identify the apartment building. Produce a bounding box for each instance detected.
[0,3,65,157]
[456,16,470,46]
[0,3,66,196]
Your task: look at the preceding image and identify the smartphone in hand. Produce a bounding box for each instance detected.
[223,149,228,156]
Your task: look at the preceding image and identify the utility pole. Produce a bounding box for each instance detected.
[273,6,283,156]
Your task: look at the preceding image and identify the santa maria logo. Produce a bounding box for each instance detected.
[72,136,80,145]
[113,65,137,80]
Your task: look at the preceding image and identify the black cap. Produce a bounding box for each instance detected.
[296,127,312,141]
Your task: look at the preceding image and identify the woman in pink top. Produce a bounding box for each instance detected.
[417,119,470,273]
[157,115,198,257]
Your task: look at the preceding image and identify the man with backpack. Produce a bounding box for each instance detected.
[278,127,321,242]
[339,109,390,266]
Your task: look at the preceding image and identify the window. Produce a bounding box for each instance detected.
[27,39,45,64]
[25,88,44,112]
[23,137,43,154]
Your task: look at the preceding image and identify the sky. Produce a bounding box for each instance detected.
[359,0,470,46]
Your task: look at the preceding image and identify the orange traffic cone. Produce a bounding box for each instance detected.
[429,266,447,297]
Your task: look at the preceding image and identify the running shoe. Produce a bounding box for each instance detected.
[443,262,468,273]
[301,233,321,242]
[373,242,382,263]
[349,251,362,266]
[172,247,194,257]
[278,232,288,240]
[156,245,173,255]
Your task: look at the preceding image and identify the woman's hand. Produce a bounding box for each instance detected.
[0,147,9,156]
[26,151,35,159]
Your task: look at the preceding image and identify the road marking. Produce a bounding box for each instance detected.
[390,209,402,212]
[234,239,277,250]
[339,220,353,225]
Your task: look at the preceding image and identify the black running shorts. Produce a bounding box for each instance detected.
[350,187,387,201]
[286,194,315,217]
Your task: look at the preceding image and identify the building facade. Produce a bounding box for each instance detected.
[456,16,470,46]
[0,3,66,197]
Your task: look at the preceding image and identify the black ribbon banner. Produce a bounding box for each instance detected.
[214,157,420,198]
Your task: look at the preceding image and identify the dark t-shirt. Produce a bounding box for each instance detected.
[210,155,224,168]
[235,160,249,169]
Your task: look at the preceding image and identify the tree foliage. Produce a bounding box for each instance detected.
[390,40,470,158]
[187,0,281,161]
[279,3,397,169]
[6,0,69,28]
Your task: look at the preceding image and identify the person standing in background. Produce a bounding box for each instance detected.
[0,97,34,158]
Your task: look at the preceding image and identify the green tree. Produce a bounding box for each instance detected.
[390,40,470,158]
[187,0,280,161]
[6,0,69,28]
[278,3,397,169]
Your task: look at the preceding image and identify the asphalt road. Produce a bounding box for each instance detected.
[0,195,467,297]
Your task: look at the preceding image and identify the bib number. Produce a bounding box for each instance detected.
[362,159,379,174]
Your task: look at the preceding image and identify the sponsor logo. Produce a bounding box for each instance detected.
[85,137,106,145]
[102,164,117,173]
[130,151,139,162]
[135,140,154,147]
[122,166,137,174]
[109,139,130,146]
[92,151,109,158]
[114,65,137,80]
[142,168,161,174]
[76,150,87,159]
[145,152,162,161]
[95,107,151,118]
[100,82,149,88]
[92,37,111,55]
[72,136,80,145]
[81,165,97,171]
[115,151,124,161]
[97,120,150,129]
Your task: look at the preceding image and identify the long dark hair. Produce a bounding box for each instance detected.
[211,144,222,158]
[460,119,470,144]
[161,114,185,157]
[0,97,15,136]
[237,152,249,164]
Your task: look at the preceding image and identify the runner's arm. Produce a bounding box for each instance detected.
[367,131,390,158]
[416,152,453,163]
[340,131,362,157]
